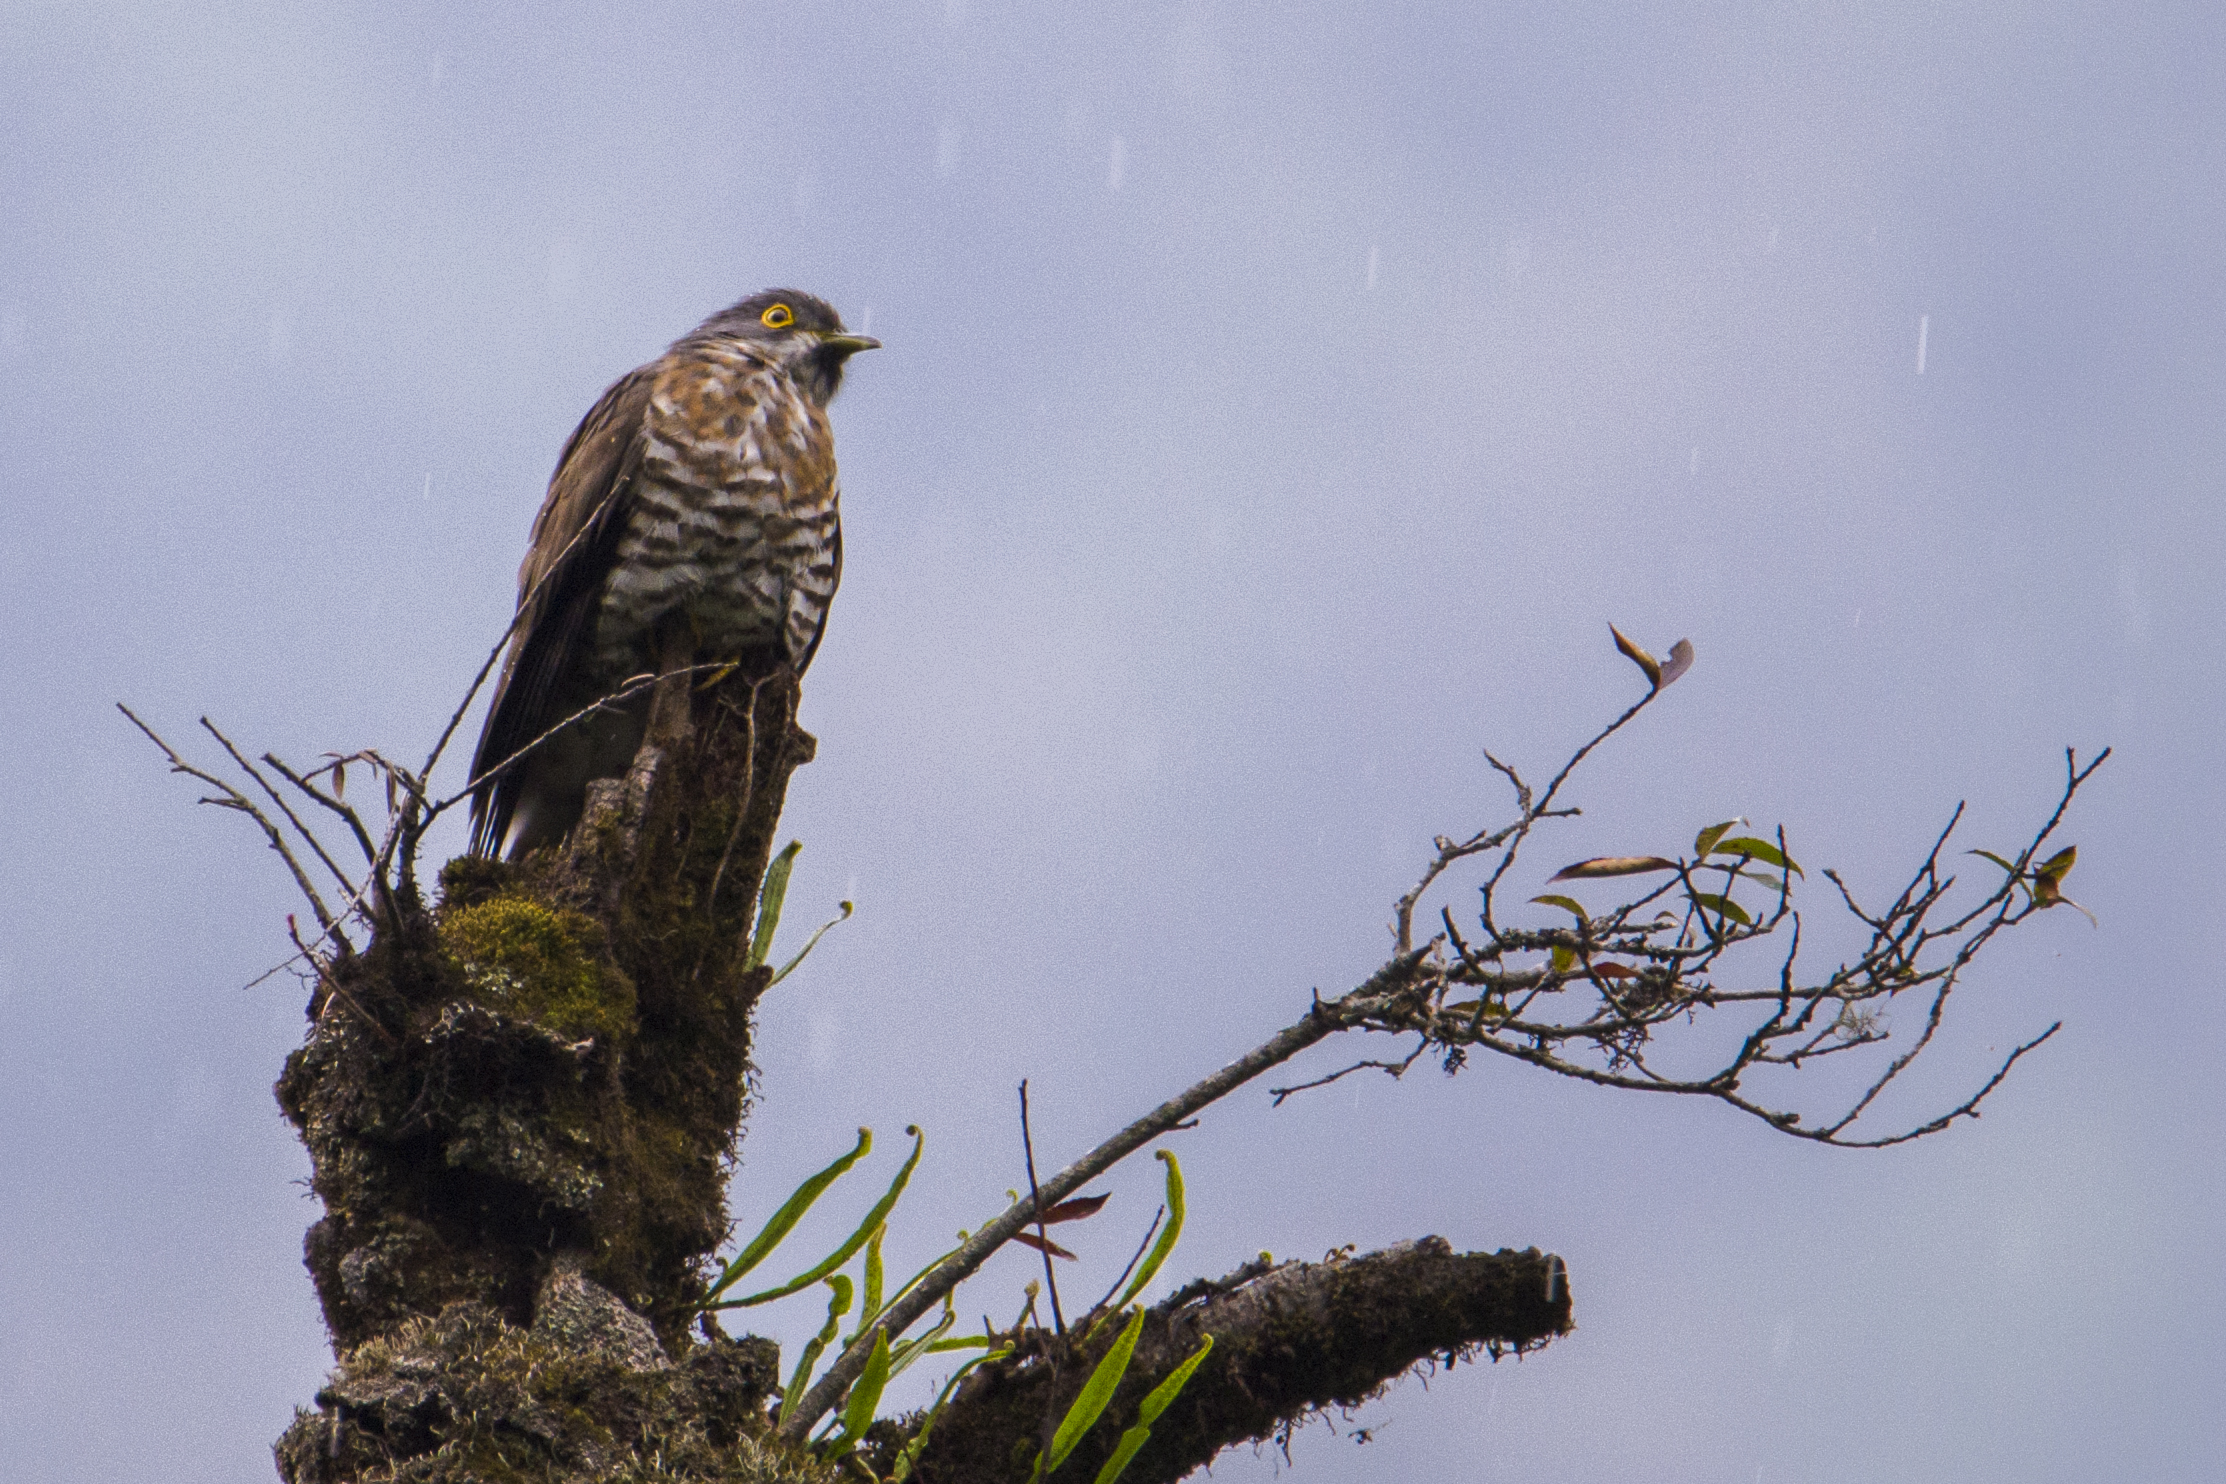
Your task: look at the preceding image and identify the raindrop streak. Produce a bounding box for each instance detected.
[1366,245,1379,291]
[1108,136,1126,191]
[1916,313,1929,374]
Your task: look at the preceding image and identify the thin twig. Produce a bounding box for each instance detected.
[774,949,1435,1443]
[1018,1080,1066,1338]
[119,705,341,936]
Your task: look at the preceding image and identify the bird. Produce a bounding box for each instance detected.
[467,289,879,859]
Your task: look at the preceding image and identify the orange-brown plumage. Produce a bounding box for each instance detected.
[468,290,877,858]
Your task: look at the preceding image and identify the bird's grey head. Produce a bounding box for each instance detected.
[689,289,880,406]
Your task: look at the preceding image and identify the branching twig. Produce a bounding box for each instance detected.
[119,705,343,939]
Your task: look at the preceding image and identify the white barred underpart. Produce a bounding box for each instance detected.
[592,338,841,683]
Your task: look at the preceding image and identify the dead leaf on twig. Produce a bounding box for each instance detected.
[1550,856,1679,880]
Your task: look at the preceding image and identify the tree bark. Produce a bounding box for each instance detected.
[888,1240,1571,1484]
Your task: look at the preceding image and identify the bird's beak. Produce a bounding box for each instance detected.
[818,333,882,357]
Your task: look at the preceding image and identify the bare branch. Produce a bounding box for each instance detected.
[775,950,1439,1442]
[119,705,342,937]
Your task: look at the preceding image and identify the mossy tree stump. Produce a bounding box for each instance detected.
[274,667,829,1482]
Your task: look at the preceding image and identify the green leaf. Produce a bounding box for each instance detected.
[2029,846,2094,922]
[1110,1151,1186,1317]
[1549,945,1578,974]
[852,1224,887,1337]
[890,1347,1012,1483]
[1549,855,1680,880]
[882,1232,969,1319]
[706,1127,871,1303]
[1713,836,1803,877]
[1689,892,1755,927]
[777,1276,855,1426]
[769,899,854,987]
[922,1333,1000,1355]
[1091,1429,1152,1484]
[1134,1334,1215,1428]
[747,841,803,970]
[1089,1336,1215,1484]
[884,1302,957,1380]
[1038,1306,1146,1481]
[1692,821,1739,859]
[824,1328,891,1459]
[1969,849,2022,876]
[726,1126,926,1308]
[1529,894,1589,920]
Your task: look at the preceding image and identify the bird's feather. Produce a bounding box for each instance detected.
[468,368,656,856]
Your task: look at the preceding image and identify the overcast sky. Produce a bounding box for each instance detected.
[3,3,2221,1480]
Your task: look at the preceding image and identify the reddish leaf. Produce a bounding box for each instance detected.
[1588,962,1639,980]
[1013,1231,1078,1261]
[1039,1193,1111,1226]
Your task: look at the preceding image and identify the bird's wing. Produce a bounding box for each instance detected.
[468,367,657,855]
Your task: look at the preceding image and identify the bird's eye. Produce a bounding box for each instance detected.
[760,303,794,329]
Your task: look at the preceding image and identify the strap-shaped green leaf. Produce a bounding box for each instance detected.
[881,1229,967,1318]
[850,1223,887,1339]
[769,899,853,986]
[726,1126,925,1308]
[889,1346,1012,1483]
[1529,894,1589,919]
[1133,1334,1214,1429]
[1036,1306,1147,1480]
[1089,1335,1216,1484]
[777,1276,855,1426]
[1110,1151,1186,1316]
[706,1127,871,1303]
[747,840,803,970]
[822,1327,891,1459]
[886,1304,959,1379]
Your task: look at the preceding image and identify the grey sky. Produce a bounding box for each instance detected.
[2,2,2220,1479]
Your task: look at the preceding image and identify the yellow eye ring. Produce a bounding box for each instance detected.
[760,303,794,329]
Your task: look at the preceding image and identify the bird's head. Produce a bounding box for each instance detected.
[696,289,880,405]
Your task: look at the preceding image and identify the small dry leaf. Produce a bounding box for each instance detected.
[1588,962,1640,980]
[1609,624,1661,686]
[1550,856,1680,880]
[1013,1231,1078,1261]
[1038,1193,1111,1226]
[1657,638,1696,688]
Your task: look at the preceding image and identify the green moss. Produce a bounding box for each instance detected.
[441,896,636,1045]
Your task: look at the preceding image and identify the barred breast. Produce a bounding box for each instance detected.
[589,342,843,687]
